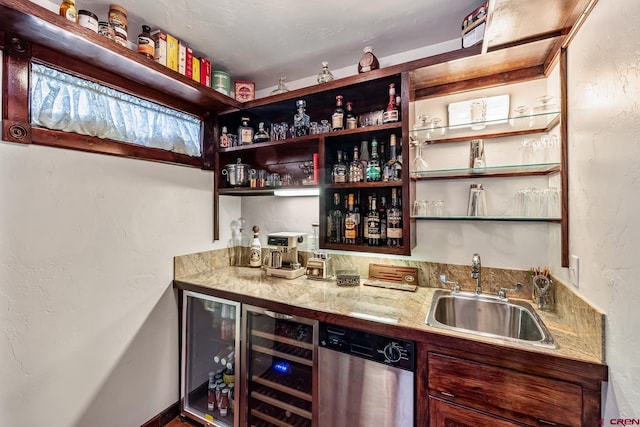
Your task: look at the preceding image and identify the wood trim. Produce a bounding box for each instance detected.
[140,401,180,427]
[2,34,31,144]
[560,48,570,267]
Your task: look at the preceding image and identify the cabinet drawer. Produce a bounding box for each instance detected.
[428,353,582,427]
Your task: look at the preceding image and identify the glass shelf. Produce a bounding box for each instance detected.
[411,163,561,180]
[412,215,561,222]
[410,110,560,143]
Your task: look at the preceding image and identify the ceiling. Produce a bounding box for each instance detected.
[72,0,486,90]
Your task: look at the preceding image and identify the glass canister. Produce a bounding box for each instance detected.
[108,4,128,47]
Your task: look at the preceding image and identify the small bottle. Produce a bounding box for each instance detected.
[379,195,387,246]
[137,25,155,59]
[387,188,403,247]
[219,126,229,148]
[345,102,357,130]
[382,83,399,123]
[219,388,230,417]
[383,134,402,182]
[59,0,77,23]
[332,95,345,131]
[327,192,344,244]
[332,150,348,184]
[366,139,382,182]
[358,46,380,73]
[317,61,335,83]
[348,146,364,183]
[344,194,358,244]
[207,371,217,411]
[253,122,270,143]
[238,117,254,146]
[368,193,381,246]
[249,225,262,268]
[293,99,310,137]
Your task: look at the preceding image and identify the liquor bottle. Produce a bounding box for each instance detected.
[366,139,382,182]
[253,122,270,143]
[383,83,399,123]
[368,193,381,246]
[219,126,229,148]
[383,134,402,182]
[238,117,254,146]
[342,194,349,243]
[346,102,357,129]
[379,195,387,246]
[327,192,344,244]
[207,371,217,411]
[137,25,155,59]
[344,193,358,244]
[363,195,372,241]
[358,46,380,73]
[332,95,345,131]
[360,140,370,173]
[332,150,348,183]
[293,99,310,137]
[354,191,362,244]
[348,146,364,183]
[59,0,77,23]
[249,225,262,268]
[387,188,403,247]
[317,61,335,83]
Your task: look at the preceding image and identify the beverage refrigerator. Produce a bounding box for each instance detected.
[181,291,241,427]
[241,305,318,427]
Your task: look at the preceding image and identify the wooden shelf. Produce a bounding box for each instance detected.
[412,216,561,222]
[219,135,320,153]
[0,0,240,116]
[411,163,560,180]
[321,242,408,255]
[325,181,402,189]
[218,186,319,196]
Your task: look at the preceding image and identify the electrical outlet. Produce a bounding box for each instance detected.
[569,255,580,288]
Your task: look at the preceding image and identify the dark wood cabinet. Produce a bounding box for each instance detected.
[429,397,523,427]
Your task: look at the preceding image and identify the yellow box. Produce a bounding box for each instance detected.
[166,33,179,72]
[192,57,200,82]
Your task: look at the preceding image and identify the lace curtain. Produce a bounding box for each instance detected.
[30,63,202,157]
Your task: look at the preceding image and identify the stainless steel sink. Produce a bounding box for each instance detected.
[426,290,556,348]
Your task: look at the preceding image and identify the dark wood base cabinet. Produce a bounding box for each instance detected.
[430,398,522,427]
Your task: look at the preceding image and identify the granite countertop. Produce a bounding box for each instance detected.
[174,266,604,365]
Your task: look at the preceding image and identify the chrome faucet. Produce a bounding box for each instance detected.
[471,253,482,294]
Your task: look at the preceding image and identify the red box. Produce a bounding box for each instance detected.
[200,57,211,87]
[234,80,255,102]
[185,47,194,79]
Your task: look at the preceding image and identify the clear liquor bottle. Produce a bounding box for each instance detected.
[293,99,310,137]
[386,188,403,247]
[327,192,344,244]
[346,102,357,129]
[317,61,334,83]
[367,193,381,246]
[379,195,387,246]
[366,139,382,182]
[332,150,348,183]
[344,193,358,244]
[348,146,364,183]
[382,83,399,124]
[332,95,345,131]
[383,134,402,182]
[253,122,270,143]
[238,117,254,146]
[360,140,370,174]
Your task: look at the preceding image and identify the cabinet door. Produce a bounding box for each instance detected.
[181,291,241,427]
[430,397,523,427]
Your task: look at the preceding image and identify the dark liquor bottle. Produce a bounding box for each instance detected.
[379,195,387,246]
[366,139,382,182]
[238,117,254,146]
[358,46,380,73]
[368,193,381,246]
[348,146,364,183]
[332,150,348,183]
[345,102,357,129]
[382,83,399,124]
[293,99,310,137]
[387,188,403,247]
[253,122,270,143]
[332,95,345,131]
[327,192,344,244]
[354,191,362,244]
[344,193,358,244]
[363,195,372,241]
[383,134,402,182]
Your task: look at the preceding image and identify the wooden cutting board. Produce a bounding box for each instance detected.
[363,264,419,292]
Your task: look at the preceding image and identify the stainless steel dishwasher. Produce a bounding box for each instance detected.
[318,322,415,427]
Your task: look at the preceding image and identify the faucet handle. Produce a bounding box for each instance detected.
[498,283,523,299]
[440,273,461,293]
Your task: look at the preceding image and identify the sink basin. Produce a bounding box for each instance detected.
[426,290,556,348]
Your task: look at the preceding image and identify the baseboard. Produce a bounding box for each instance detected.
[141,401,180,427]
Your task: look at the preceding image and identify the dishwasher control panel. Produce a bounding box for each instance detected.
[319,322,414,371]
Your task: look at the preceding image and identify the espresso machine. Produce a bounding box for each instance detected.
[266,232,306,279]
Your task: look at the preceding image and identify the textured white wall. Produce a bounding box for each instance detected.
[0,136,239,427]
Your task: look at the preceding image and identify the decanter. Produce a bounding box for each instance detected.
[293,99,310,137]
[270,73,290,95]
[317,61,335,83]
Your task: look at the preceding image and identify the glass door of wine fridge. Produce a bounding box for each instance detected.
[242,305,318,427]
[181,291,241,427]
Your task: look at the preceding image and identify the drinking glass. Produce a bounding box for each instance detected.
[411,140,429,173]
[520,137,537,164]
[431,200,445,217]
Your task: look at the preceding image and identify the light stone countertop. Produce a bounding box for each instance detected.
[174,265,605,365]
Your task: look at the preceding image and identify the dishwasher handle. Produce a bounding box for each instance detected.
[262,310,294,320]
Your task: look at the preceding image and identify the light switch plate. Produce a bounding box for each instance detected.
[569,255,580,288]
